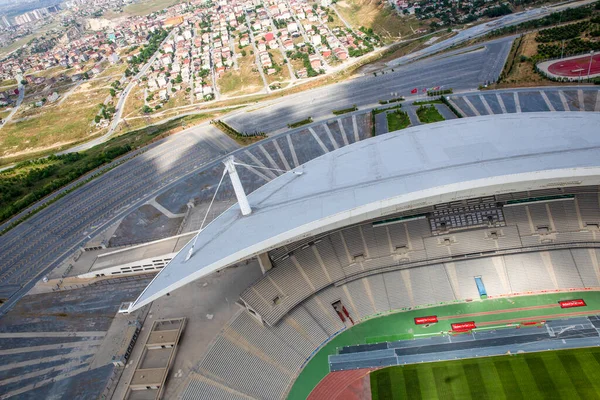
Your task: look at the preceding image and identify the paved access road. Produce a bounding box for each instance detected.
[0,126,238,315]
[0,83,24,128]
[223,37,513,134]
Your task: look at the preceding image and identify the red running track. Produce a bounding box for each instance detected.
[547,53,600,77]
[308,368,375,400]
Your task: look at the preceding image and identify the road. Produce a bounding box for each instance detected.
[223,36,513,133]
[0,126,238,315]
[387,0,598,68]
[0,82,24,128]
[62,31,176,154]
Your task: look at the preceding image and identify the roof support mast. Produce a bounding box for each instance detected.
[224,156,252,216]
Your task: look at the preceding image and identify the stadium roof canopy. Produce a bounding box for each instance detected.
[130,112,600,311]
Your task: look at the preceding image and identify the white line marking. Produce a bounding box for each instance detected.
[324,123,340,149]
[352,114,360,142]
[258,144,281,171]
[479,95,494,115]
[337,119,348,147]
[286,134,300,168]
[496,93,507,113]
[463,96,481,116]
[559,90,570,111]
[308,127,330,154]
[539,91,555,112]
[273,139,291,170]
[244,150,277,179]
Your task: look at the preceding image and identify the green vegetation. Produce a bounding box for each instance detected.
[416,104,445,123]
[386,109,410,131]
[373,104,402,115]
[127,29,169,67]
[211,119,266,145]
[0,113,215,228]
[289,51,321,77]
[427,88,452,96]
[536,21,590,43]
[489,5,595,38]
[379,97,404,105]
[288,117,313,128]
[537,38,600,59]
[483,3,512,18]
[441,95,463,118]
[332,105,358,115]
[287,291,600,400]
[413,99,443,105]
[371,347,600,400]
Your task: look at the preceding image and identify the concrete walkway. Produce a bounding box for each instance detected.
[0,339,103,356]
[0,331,105,338]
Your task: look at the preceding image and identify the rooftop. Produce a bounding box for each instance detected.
[130,112,600,311]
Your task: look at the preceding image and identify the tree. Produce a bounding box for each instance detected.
[142,105,153,113]
[109,88,116,97]
[241,50,247,57]
[94,115,101,123]
[20,79,27,85]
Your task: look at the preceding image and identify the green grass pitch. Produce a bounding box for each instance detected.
[371,347,600,400]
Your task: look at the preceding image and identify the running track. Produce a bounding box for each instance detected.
[547,53,600,77]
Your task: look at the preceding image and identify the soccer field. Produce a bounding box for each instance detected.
[288,291,600,400]
[371,347,600,400]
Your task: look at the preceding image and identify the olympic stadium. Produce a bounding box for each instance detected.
[112,111,600,399]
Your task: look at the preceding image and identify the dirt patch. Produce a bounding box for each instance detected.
[335,0,425,41]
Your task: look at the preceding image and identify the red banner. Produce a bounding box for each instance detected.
[559,299,586,308]
[414,316,438,325]
[451,321,476,332]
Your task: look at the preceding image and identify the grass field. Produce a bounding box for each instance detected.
[335,0,426,42]
[122,0,183,16]
[218,53,265,97]
[386,110,410,131]
[371,347,600,400]
[287,291,600,400]
[0,21,60,58]
[416,104,445,123]
[0,112,219,227]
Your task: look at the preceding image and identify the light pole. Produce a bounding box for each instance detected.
[587,51,594,82]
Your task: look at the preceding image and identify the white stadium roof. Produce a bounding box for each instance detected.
[130,112,600,311]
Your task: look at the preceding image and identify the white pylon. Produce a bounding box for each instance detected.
[224,156,252,216]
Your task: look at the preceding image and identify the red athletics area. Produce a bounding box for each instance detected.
[547,54,600,77]
[308,368,375,400]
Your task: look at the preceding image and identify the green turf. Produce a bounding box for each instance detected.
[371,347,600,400]
[416,104,445,123]
[386,110,411,131]
[287,291,600,400]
